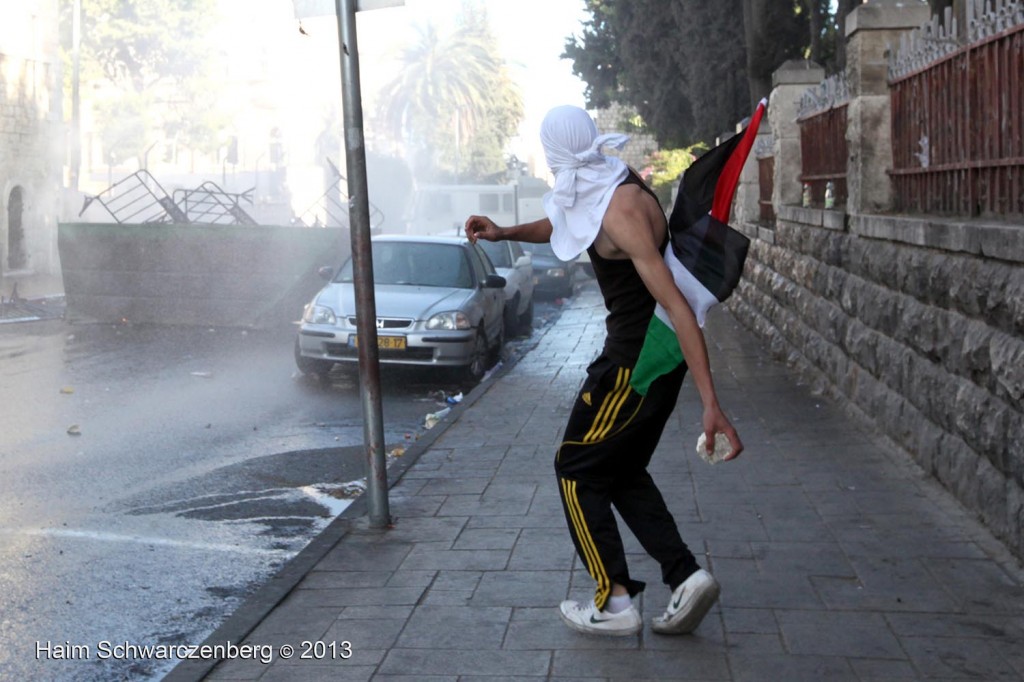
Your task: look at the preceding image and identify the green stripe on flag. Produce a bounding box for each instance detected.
[629,316,684,396]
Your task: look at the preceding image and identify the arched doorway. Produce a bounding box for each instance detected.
[7,186,26,270]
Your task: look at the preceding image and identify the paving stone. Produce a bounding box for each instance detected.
[385,569,437,589]
[258,662,376,681]
[243,605,341,640]
[418,477,494,495]
[325,617,405,651]
[553,648,730,680]
[204,656,268,680]
[885,612,1024,639]
[722,632,786,655]
[925,557,1024,614]
[282,586,426,608]
[507,535,575,571]
[438,490,534,517]
[400,547,511,571]
[774,609,904,659]
[396,605,512,650]
[470,570,570,607]
[337,604,415,621]
[727,654,858,682]
[847,658,920,680]
[369,516,468,544]
[314,541,413,572]
[300,570,391,590]
[749,541,856,577]
[192,284,1024,682]
[899,635,1022,679]
[451,525,523,551]
[379,648,551,677]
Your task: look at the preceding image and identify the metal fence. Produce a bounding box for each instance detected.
[889,4,1024,217]
[798,106,849,210]
[797,74,849,210]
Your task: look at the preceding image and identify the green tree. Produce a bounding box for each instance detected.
[61,0,226,169]
[374,2,523,183]
[564,0,748,147]
[565,1,847,147]
[647,144,706,206]
[743,0,808,102]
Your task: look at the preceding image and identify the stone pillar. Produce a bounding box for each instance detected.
[732,119,760,230]
[769,60,825,209]
[844,0,931,214]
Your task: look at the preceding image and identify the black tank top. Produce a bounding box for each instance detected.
[587,170,668,366]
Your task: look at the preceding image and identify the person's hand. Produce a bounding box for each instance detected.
[465,215,500,243]
[702,404,743,461]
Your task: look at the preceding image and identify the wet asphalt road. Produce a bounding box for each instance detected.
[0,295,567,681]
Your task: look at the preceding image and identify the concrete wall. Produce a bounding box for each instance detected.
[58,223,350,328]
[728,1,1024,558]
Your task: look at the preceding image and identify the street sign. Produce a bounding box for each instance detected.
[293,0,403,17]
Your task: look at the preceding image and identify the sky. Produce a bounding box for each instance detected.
[209,0,589,214]
[340,0,590,176]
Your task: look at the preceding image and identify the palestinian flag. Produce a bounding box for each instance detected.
[630,98,767,396]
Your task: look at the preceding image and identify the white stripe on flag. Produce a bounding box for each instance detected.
[655,247,719,329]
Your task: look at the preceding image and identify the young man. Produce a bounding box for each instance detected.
[465,105,743,636]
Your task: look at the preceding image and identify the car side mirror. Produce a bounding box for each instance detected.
[317,266,334,280]
[484,274,506,289]
[514,255,531,268]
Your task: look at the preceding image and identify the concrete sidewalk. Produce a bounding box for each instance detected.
[178,281,1024,682]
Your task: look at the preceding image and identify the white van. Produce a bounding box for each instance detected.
[407,185,519,236]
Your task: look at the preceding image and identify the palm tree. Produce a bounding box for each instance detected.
[375,11,523,182]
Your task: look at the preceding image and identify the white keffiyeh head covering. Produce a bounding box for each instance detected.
[540,105,630,260]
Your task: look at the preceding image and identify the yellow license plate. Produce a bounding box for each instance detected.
[352,335,406,350]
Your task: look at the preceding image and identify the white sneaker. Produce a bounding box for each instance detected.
[558,599,642,636]
[651,569,721,635]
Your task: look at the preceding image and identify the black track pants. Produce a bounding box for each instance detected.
[555,354,700,610]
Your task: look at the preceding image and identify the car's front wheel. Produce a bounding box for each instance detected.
[489,318,505,365]
[518,298,533,335]
[462,330,489,382]
[504,295,520,338]
[294,338,334,378]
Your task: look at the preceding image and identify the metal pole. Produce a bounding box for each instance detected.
[335,0,390,527]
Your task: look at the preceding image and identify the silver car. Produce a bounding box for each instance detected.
[476,239,534,337]
[295,235,507,380]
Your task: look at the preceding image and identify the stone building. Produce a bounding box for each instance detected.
[0,1,63,283]
[730,0,1024,557]
[592,101,659,174]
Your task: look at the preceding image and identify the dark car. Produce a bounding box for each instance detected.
[523,242,577,299]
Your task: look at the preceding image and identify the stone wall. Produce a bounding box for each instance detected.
[0,0,64,279]
[727,1,1024,558]
[730,207,1024,556]
[592,102,659,171]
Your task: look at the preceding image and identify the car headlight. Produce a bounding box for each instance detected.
[302,304,337,325]
[545,268,567,278]
[426,311,471,330]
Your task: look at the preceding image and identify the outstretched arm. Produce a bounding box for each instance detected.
[465,215,553,244]
[602,188,743,460]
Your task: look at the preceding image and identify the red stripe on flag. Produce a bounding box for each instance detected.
[710,99,767,223]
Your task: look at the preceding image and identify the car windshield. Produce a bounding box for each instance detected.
[336,242,473,288]
[477,240,511,268]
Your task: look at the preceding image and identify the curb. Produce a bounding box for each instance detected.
[163,314,555,681]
